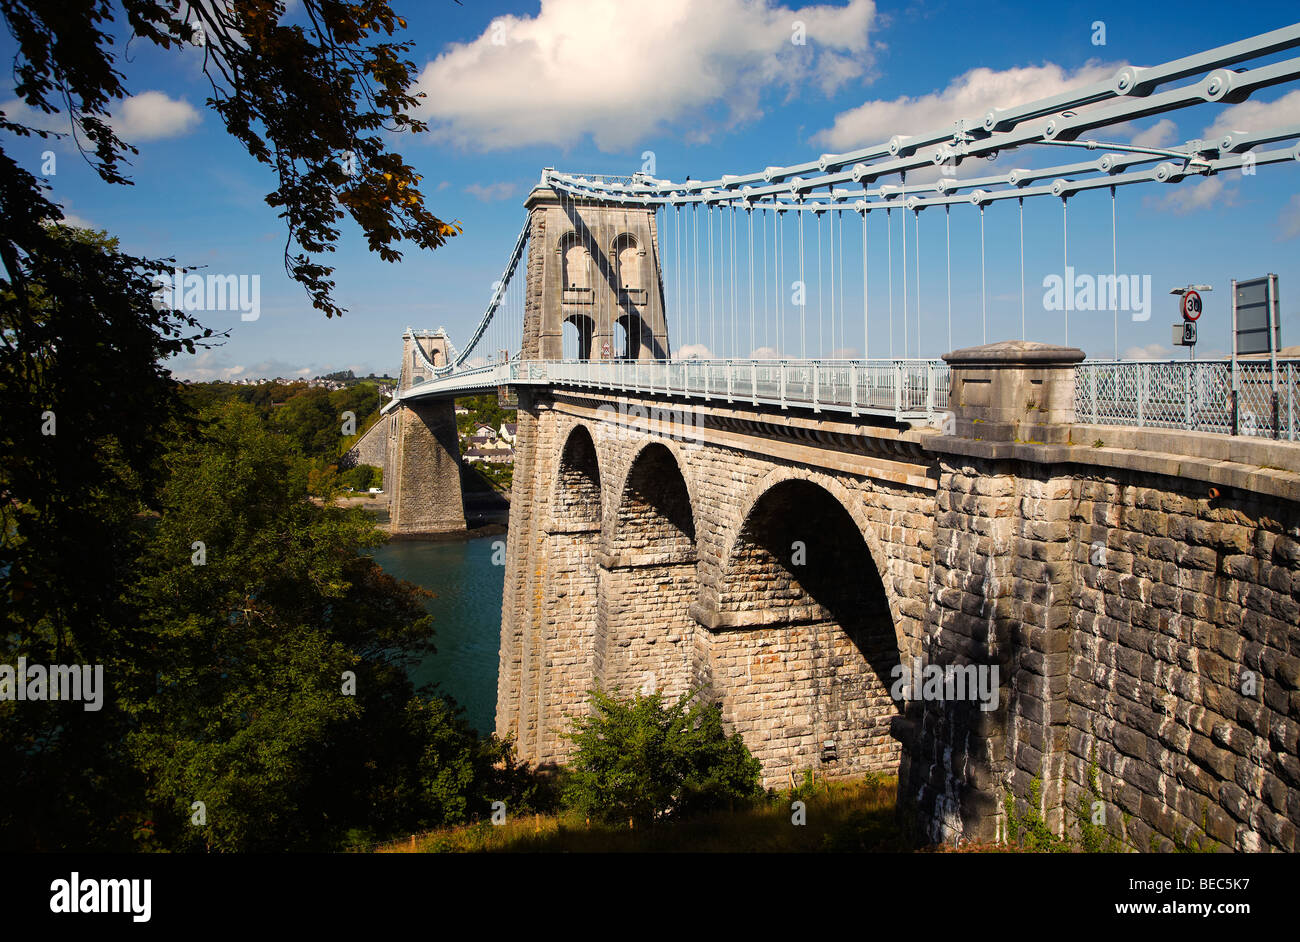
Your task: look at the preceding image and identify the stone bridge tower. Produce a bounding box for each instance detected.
[398,329,453,392]
[388,328,465,535]
[522,184,671,361]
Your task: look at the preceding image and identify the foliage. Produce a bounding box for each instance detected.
[455,394,515,436]
[380,775,904,854]
[1003,753,1216,854]
[340,463,381,491]
[0,221,218,849]
[562,687,762,827]
[465,461,512,493]
[0,1,508,852]
[180,380,382,465]
[1,0,459,318]
[1172,803,1219,854]
[1,395,541,851]
[1002,777,1070,852]
[122,401,531,850]
[1074,751,1123,853]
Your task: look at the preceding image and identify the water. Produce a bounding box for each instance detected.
[368,530,504,736]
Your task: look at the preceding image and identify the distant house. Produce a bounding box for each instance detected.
[498,422,518,444]
[467,422,498,447]
[454,405,470,415]
[465,445,512,465]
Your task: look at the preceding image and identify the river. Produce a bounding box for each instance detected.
[367,518,504,736]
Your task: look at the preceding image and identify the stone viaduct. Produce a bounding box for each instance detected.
[384,188,1300,853]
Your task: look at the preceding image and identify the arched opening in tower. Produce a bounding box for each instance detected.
[615,312,651,360]
[562,239,592,291]
[613,233,641,291]
[563,313,595,360]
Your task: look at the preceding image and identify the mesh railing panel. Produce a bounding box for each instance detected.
[1076,360,1299,439]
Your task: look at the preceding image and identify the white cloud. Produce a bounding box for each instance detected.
[750,345,781,358]
[1278,193,1300,242]
[110,91,201,140]
[173,351,323,382]
[413,0,877,151]
[464,181,518,202]
[1,90,200,141]
[54,211,95,229]
[1146,176,1234,215]
[677,343,714,359]
[811,60,1116,153]
[1122,343,1171,360]
[1129,118,1177,149]
[0,97,67,133]
[1201,89,1300,144]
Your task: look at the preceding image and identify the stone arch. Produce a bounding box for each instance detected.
[708,468,907,784]
[609,440,695,554]
[606,437,699,545]
[723,466,910,656]
[552,424,601,526]
[597,439,704,701]
[532,420,607,764]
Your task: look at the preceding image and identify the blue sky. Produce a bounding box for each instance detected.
[3,0,1298,378]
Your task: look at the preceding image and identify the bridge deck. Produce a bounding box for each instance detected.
[394,356,1300,440]
[393,358,951,423]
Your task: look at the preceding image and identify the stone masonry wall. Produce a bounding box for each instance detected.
[907,449,1300,852]
[497,393,936,784]
[1066,468,1300,852]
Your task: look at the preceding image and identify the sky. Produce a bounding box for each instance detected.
[3,0,1299,380]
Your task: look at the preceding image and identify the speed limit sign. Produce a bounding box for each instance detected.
[1182,290,1202,321]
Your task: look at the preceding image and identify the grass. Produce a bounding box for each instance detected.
[375,774,907,853]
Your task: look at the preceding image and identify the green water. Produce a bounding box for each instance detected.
[369,531,504,735]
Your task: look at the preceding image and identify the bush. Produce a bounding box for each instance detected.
[562,687,762,826]
[340,463,381,491]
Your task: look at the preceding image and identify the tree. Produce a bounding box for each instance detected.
[0,222,217,849]
[1,0,460,318]
[122,401,491,851]
[0,2,472,851]
[562,688,763,827]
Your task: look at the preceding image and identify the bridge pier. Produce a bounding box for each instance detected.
[903,341,1085,843]
[388,398,467,536]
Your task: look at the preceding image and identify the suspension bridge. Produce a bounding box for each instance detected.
[363,25,1300,851]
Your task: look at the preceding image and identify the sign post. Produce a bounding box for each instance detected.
[1170,284,1210,360]
[1231,274,1282,437]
